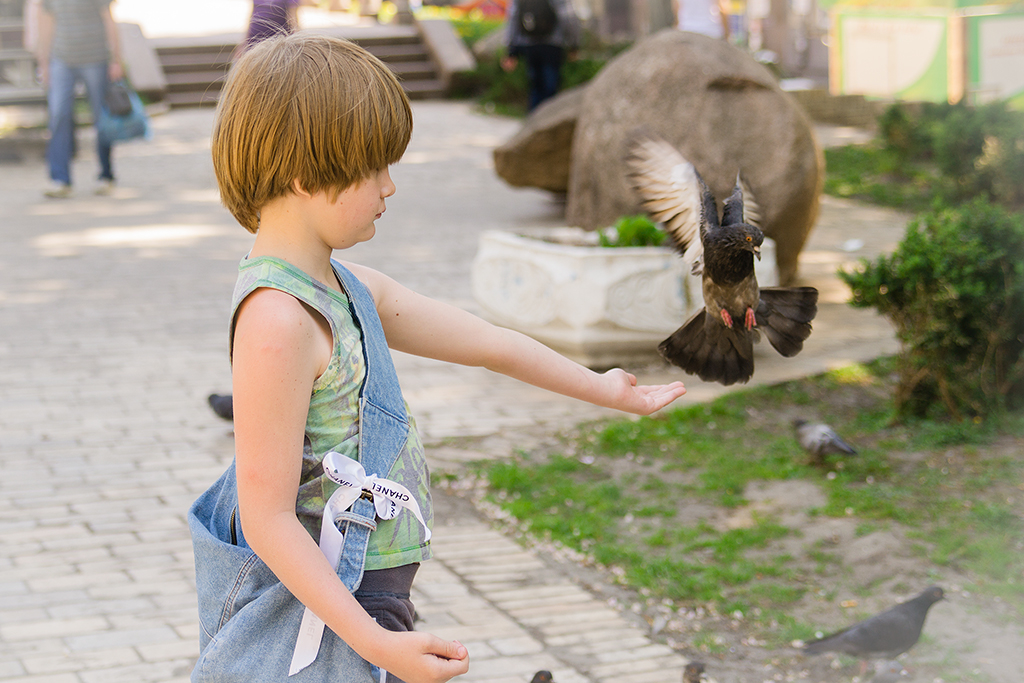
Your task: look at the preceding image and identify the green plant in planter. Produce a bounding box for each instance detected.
[599,214,667,247]
[839,201,1024,420]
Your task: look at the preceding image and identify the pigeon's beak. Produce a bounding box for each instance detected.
[753,244,761,260]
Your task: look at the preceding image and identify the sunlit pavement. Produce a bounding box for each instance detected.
[112,0,371,39]
[0,93,907,682]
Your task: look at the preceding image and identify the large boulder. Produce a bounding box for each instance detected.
[492,85,585,193]
[566,30,824,284]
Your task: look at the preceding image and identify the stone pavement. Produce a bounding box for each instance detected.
[0,100,909,683]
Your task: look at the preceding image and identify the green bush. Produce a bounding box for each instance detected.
[598,214,666,247]
[864,101,1024,210]
[839,202,1024,419]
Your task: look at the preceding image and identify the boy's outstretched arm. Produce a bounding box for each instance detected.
[346,263,686,415]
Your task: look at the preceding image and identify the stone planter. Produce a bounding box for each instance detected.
[471,227,778,369]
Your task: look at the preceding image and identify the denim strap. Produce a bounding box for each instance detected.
[289,262,412,676]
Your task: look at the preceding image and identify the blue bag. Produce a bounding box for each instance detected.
[97,84,150,143]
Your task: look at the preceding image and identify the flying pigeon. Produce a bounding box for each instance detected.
[793,418,857,463]
[803,586,944,659]
[683,661,705,683]
[871,660,911,683]
[625,135,818,386]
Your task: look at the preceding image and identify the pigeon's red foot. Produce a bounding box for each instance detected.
[745,307,757,330]
[720,309,733,328]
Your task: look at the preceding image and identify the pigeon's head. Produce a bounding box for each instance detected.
[723,222,764,260]
[530,671,554,683]
[921,585,945,604]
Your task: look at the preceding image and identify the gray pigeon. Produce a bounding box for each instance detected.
[871,660,911,683]
[626,135,818,386]
[793,418,857,463]
[803,586,944,659]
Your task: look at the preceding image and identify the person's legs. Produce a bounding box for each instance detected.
[521,45,544,111]
[535,44,564,108]
[523,44,564,111]
[79,61,114,182]
[46,58,77,187]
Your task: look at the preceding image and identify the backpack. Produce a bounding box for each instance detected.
[517,0,558,38]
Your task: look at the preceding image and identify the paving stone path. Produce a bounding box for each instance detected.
[0,99,908,683]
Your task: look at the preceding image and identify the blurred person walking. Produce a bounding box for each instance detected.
[35,0,123,198]
[236,0,301,57]
[502,0,580,111]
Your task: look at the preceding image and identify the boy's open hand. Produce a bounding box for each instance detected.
[601,369,686,415]
[376,632,469,683]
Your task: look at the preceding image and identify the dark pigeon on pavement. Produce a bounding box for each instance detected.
[208,393,233,421]
[793,418,857,464]
[626,134,818,386]
[530,671,553,683]
[683,661,705,683]
[803,586,945,659]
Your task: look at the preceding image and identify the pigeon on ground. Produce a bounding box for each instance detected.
[793,418,857,464]
[625,135,818,386]
[803,586,944,659]
[208,393,233,421]
[529,671,553,683]
[683,661,705,683]
[871,660,911,683]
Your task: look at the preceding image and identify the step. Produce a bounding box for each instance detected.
[389,61,439,81]
[163,89,221,108]
[0,84,45,106]
[158,50,234,72]
[163,70,229,90]
[401,78,445,99]
[155,26,446,108]
[369,43,430,62]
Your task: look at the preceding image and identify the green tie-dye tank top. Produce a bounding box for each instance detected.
[230,256,432,569]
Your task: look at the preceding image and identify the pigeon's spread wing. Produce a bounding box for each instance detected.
[625,136,704,269]
[738,175,762,229]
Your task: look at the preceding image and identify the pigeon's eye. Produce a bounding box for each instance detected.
[746,235,752,242]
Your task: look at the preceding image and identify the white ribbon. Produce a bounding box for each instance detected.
[289,452,430,676]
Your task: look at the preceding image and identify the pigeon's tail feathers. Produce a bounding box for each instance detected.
[830,432,858,455]
[801,630,848,656]
[660,310,755,386]
[756,287,819,357]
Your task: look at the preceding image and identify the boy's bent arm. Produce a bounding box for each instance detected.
[346,263,686,415]
[232,290,468,683]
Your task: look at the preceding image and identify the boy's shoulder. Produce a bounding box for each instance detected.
[235,286,317,330]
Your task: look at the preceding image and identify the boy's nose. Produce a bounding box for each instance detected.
[381,169,396,198]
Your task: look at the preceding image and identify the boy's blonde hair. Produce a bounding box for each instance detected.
[212,33,413,233]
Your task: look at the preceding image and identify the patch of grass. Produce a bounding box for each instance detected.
[824,144,941,212]
[477,359,1024,642]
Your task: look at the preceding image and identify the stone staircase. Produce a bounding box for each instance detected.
[0,0,45,108]
[155,25,446,108]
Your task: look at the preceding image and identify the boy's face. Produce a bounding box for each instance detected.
[309,168,396,250]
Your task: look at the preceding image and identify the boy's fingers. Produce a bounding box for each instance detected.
[430,637,468,661]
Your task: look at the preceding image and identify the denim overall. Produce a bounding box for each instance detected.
[188,261,411,682]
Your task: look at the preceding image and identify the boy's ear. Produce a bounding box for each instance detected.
[290,178,313,198]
